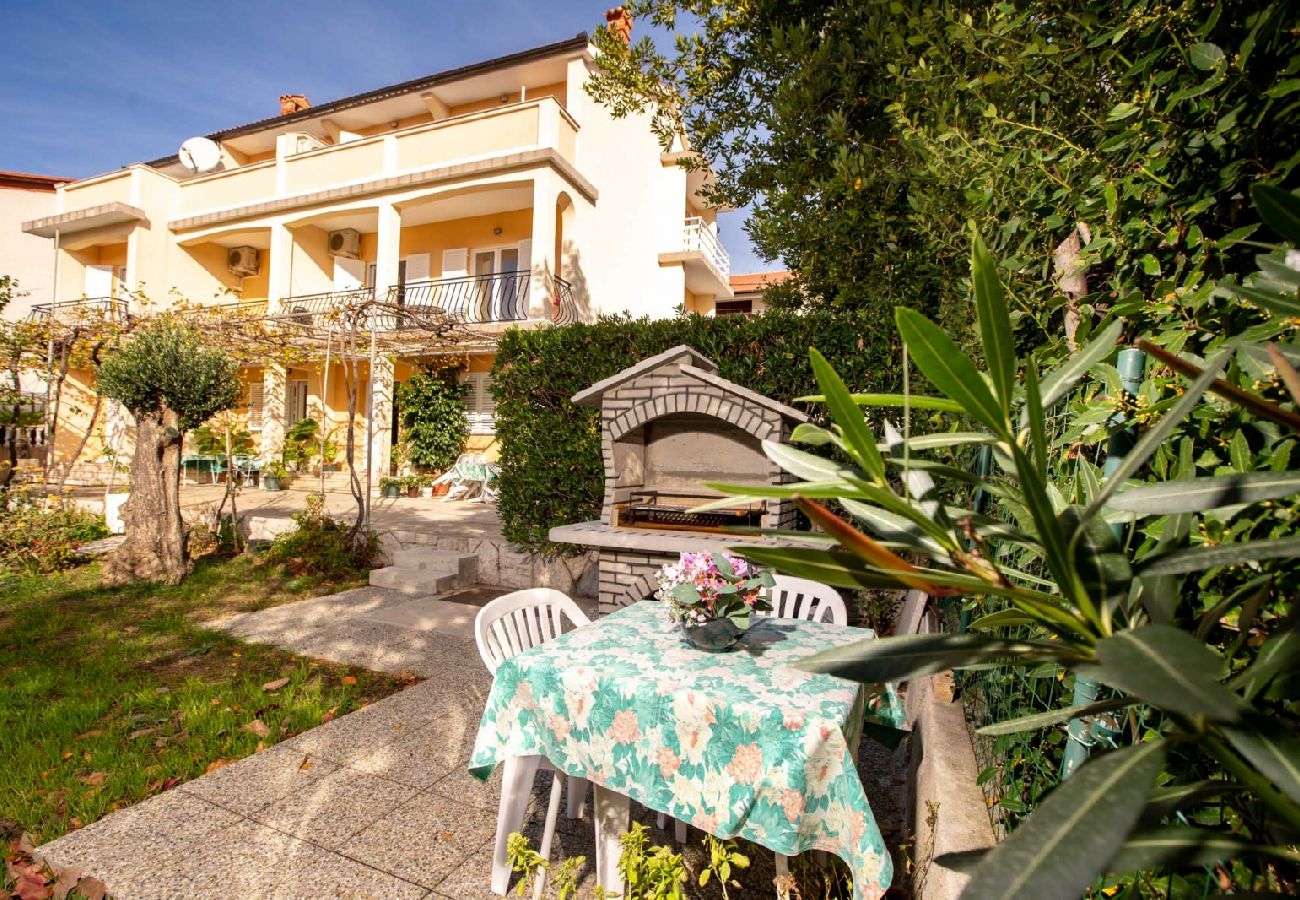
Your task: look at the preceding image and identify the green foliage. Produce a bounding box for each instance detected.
[0,490,110,575]
[97,321,241,430]
[699,835,750,898]
[396,365,469,473]
[492,309,901,553]
[728,231,1300,895]
[260,494,380,581]
[619,823,687,900]
[589,0,1300,352]
[193,423,254,457]
[281,418,318,471]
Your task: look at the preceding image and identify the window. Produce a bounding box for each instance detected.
[462,372,496,434]
[286,380,308,424]
[714,298,753,316]
[247,382,265,430]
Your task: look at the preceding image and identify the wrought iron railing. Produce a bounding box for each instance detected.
[28,297,130,324]
[388,272,580,326]
[276,288,375,330]
[682,216,730,278]
[388,272,530,324]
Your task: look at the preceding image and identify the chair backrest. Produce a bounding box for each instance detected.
[764,574,848,625]
[475,588,592,674]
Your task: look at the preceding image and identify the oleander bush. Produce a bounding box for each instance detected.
[491,309,903,554]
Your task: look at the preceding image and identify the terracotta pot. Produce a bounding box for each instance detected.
[431,482,450,497]
[407,486,421,498]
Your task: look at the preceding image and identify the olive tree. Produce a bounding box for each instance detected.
[97,321,241,584]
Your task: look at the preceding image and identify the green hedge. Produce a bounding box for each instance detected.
[492,310,903,553]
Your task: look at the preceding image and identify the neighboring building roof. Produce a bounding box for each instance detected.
[729,270,791,295]
[143,33,591,168]
[0,171,74,192]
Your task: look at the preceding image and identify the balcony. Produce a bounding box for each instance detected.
[388,273,578,327]
[173,98,583,224]
[659,217,733,298]
[28,297,131,326]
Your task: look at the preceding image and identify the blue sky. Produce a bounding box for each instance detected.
[2,0,769,273]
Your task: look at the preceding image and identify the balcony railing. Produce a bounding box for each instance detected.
[683,217,731,279]
[28,297,131,325]
[388,272,579,326]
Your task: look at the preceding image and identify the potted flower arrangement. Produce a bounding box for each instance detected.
[379,476,402,499]
[656,550,774,651]
[404,474,428,498]
[263,461,288,491]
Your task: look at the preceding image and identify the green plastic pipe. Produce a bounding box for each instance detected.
[1060,346,1145,780]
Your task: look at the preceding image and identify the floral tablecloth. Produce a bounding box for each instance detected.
[468,601,906,899]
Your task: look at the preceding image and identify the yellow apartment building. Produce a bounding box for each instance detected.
[19,23,733,484]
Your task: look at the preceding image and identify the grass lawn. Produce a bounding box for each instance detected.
[0,552,415,845]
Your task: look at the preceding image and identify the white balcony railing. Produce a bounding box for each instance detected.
[683,217,730,279]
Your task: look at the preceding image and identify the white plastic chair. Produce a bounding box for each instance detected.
[761,574,847,890]
[477,589,593,898]
[763,574,848,625]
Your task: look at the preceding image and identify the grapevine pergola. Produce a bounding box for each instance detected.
[26,291,484,535]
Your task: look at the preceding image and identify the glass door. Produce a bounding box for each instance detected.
[473,248,522,321]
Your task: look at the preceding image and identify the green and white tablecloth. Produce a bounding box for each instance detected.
[468,601,906,899]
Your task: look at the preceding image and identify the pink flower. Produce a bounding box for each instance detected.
[657,746,680,779]
[692,811,719,832]
[780,790,804,822]
[851,810,867,842]
[726,743,763,785]
[610,709,640,744]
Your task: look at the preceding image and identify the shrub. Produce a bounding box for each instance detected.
[492,309,902,553]
[396,365,468,473]
[259,494,380,582]
[0,490,110,575]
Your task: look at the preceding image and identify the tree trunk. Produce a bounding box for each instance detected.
[103,407,190,585]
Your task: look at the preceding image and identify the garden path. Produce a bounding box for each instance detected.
[36,585,905,898]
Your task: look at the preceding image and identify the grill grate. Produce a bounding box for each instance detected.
[615,491,764,531]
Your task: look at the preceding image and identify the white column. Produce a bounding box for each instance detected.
[268,222,293,312]
[373,203,401,296]
[368,356,394,488]
[260,365,286,461]
[528,175,559,319]
[366,203,401,486]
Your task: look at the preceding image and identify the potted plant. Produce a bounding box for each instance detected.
[404,475,423,498]
[379,476,402,499]
[263,461,288,491]
[655,551,773,651]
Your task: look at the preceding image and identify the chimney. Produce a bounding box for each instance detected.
[604,6,633,45]
[279,94,311,116]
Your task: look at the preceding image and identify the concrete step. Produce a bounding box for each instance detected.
[389,549,478,583]
[367,566,462,596]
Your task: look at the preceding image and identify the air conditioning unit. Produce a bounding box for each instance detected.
[227,246,259,277]
[328,229,361,259]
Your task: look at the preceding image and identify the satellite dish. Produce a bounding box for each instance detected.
[178,137,222,173]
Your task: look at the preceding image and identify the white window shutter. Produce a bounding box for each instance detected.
[403,253,430,282]
[441,248,468,278]
[84,265,114,298]
[461,372,496,435]
[247,382,265,430]
[333,257,365,291]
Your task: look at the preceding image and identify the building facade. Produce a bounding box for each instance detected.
[19,25,731,484]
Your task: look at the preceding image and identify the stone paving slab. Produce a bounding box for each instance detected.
[178,744,342,816]
[251,767,422,850]
[342,787,499,889]
[358,597,481,635]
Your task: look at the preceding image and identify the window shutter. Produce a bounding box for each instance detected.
[441,248,468,278]
[402,253,430,282]
[462,372,496,434]
[247,382,265,430]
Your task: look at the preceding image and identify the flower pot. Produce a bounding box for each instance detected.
[420,486,434,498]
[406,486,421,498]
[264,476,284,492]
[382,483,401,499]
[431,482,450,497]
[680,617,745,652]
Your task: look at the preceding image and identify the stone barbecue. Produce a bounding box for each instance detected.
[550,345,808,613]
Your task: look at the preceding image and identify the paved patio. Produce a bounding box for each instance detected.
[36,585,907,898]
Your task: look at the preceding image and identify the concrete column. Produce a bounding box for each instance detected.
[373,203,401,296]
[528,175,559,319]
[368,356,394,486]
[267,222,293,312]
[261,364,286,460]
